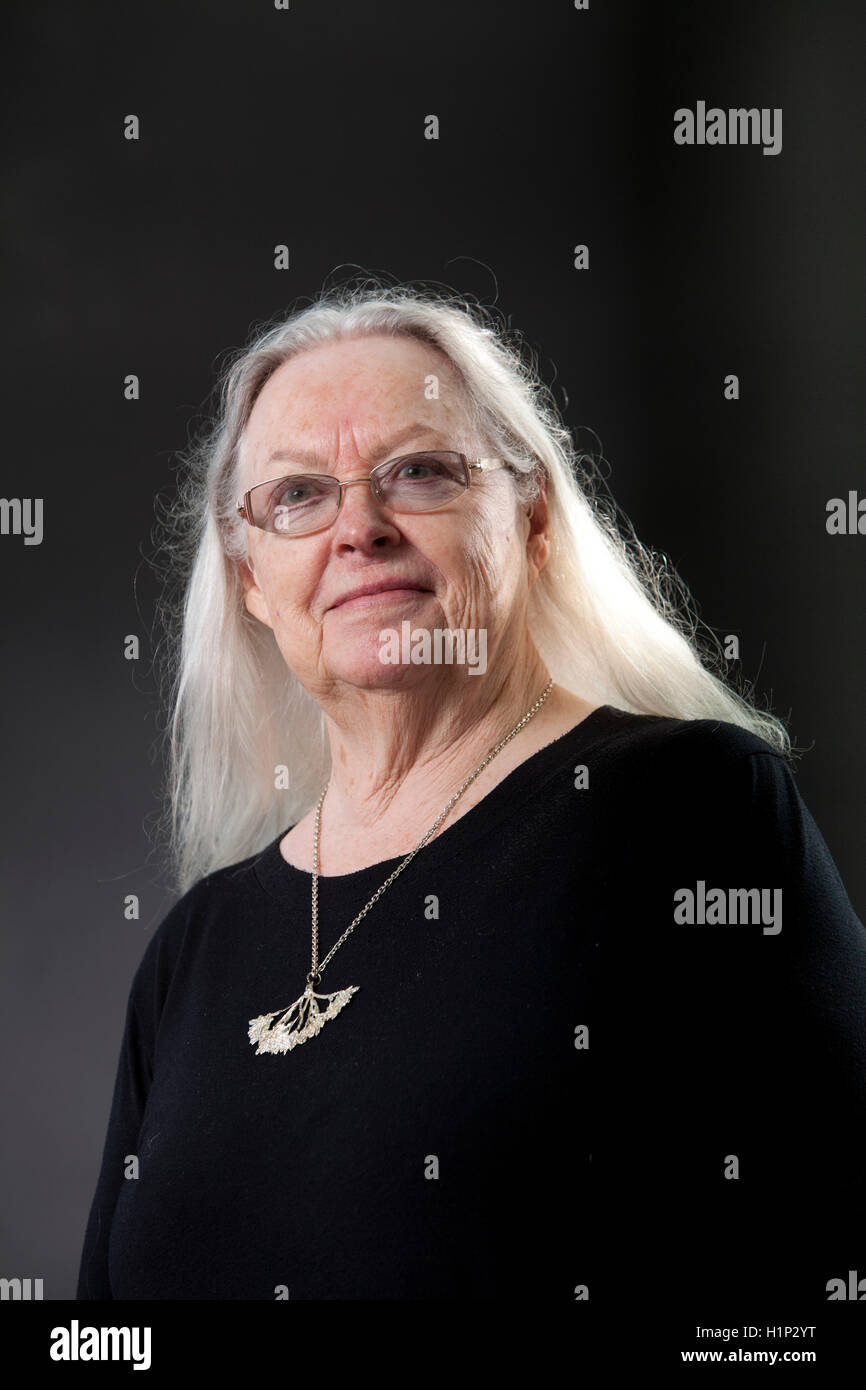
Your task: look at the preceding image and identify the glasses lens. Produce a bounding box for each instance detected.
[252,474,340,536]
[377,452,467,511]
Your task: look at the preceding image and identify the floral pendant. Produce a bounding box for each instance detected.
[248,982,360,1054]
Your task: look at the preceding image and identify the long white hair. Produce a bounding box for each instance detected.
[152,275,791,895]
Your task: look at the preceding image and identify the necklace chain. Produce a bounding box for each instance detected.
[307,677,554,983]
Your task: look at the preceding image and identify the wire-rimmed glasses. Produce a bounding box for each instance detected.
[236,451,507,538]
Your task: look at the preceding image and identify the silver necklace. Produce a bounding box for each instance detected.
[248,678,554,1054]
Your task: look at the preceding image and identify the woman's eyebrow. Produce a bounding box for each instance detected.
[263,422,445,471]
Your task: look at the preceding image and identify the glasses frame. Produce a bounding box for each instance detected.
[236,451,508,538]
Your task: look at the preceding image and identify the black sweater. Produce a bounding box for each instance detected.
[76,705,866,1303]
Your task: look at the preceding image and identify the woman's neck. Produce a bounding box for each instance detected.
[281,671,598,875]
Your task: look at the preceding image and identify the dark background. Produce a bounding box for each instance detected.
[1,0,864,1298]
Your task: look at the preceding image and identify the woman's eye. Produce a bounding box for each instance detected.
[275,481,314,505]
[397,458,438,480]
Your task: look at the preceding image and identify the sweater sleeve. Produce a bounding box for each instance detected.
[75,885,197,1300]
[738,751,866,1206]
[75,986,155,1299]
[607,734,866,1307]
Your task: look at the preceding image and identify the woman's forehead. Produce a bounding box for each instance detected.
[260,333,456,400]
[241,343,470,474]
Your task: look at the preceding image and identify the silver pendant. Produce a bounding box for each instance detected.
[248,982,360,1054]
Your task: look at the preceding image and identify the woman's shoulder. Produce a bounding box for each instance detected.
[129,842,274,993]
[579,707,806,865]
[587,704,790,784]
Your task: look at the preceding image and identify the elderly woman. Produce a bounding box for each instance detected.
[77,281,866,1306]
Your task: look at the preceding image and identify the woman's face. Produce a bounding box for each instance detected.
[238,334,549,698]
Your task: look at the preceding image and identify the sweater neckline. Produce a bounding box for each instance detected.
[252,703,627,898]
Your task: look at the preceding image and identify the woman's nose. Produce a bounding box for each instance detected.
[331,472,400,542]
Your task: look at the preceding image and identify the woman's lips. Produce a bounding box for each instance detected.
[331,587,431,611]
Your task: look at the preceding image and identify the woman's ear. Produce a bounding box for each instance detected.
[238,557,273,629]
[524,479,551,584]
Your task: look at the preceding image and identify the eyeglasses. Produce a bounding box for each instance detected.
[236,451,507,538]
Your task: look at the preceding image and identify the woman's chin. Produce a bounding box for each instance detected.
[323,652,448,691]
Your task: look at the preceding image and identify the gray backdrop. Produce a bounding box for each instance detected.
[2,0,864,1299]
